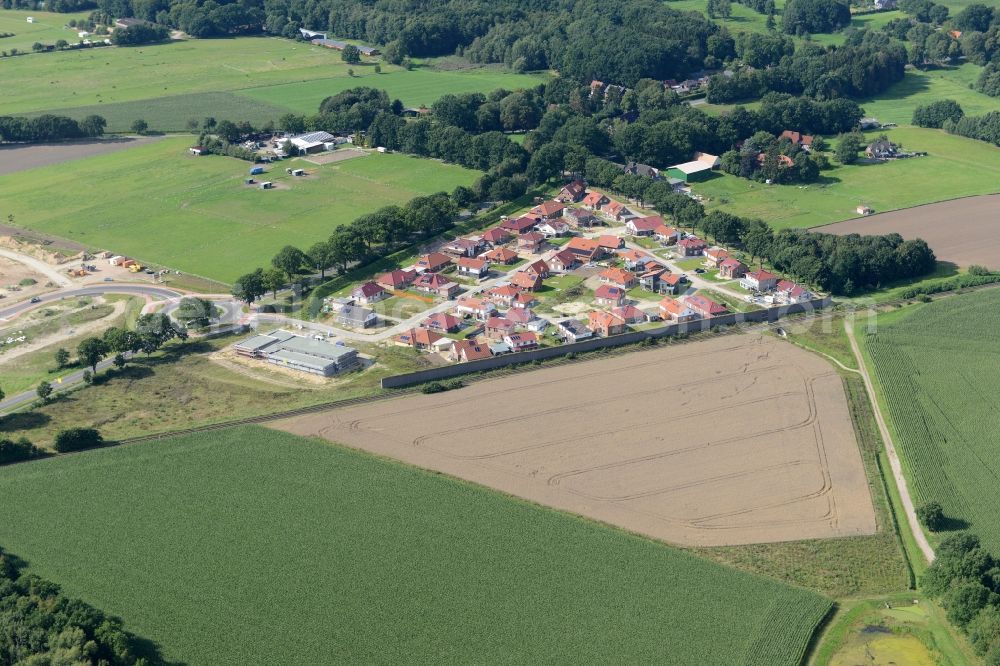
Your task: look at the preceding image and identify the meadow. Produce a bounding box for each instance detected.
[696,127,1000,229]
[0,425,833,665]
[0,8,91,54]
[862,288,1000,552]
[0,136,478,283]
[857,63,1000,125]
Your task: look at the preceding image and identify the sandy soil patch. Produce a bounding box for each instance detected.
[0,137,163,176]
[0,256,57,305]
[272,334,876,547]
[816,195,1000,268]
[302,148,367,165]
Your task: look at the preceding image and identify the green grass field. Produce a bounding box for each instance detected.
[0,136,478,282]
[862,288,1000,553]
[858,63,1000,125]
[696,127,1000,229]
[0,425,833,665]
[0,8,92,54]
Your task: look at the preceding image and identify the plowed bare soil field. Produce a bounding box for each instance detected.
[274,334,876,546]
[817,195,1000,268]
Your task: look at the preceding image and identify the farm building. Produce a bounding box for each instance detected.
[289,131,336,154]
[299,28,327,39]
[667,157,716,183]
[310,38,380,56]
[233,330,358,376]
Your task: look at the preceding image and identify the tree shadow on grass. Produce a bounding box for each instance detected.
[0,411,51,433]
[938,515,971,532]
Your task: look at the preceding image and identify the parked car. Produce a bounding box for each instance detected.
[29,296,41,303]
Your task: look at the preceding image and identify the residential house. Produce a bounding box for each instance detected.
[455,297,497,320]
[588,310,627,337]
[395,327,445,351]
[416,252,453,273]
[581,191,609,210]
[776,280,813,303]
[482,227,513,246]
[510,291,537,309]
[601,200,632,223]
[600,267,637,289]
[413,272,460,298]
[779,131,814,150]
[612,304,648,325]
[639,266,669,293]
[376,268,415,291]
[594,284,627,307]
[485,316,516,340]
[510,271,543,292]
[755,152,794,169]
[661,273,687,295]
[450,338,493,362]
[557,319,594,343]
[499,215,539,235]
[654,224,681,244]
[623,161,660,179]
[619,249,656,272]
[482,247,520,264]
[486,284,521,308]
[530,200,566,220]
[741,269,779,292]
[597,235,625,252]
[351,281,387,305]
[659,297,698,322]
[524,259,550,279]
[456,256,490,279]
[424,312,463,333]
[718,258,747,279]
[866,139,898,159]
[442,237,484,257]
[489,341,513,355]
[565,237,604,262]
[685,294,728,318]
[677,238,707,256]
[547,249,580,273]
[506,307,536,327]
[555,180,586,203]
[504,331,539,351]
[518,231,546,253]
[537,218,570,238]
[337,305,378,328]
[626,216,664,237]
[703,247,730,268]
[564,208,600,228]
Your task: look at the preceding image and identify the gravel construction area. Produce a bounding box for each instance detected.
[816,195,1000,268]
[274,334,876,547]
[0,136,162,176]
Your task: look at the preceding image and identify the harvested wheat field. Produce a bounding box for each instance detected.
[273,334,876,547]
[816,194,1000,268]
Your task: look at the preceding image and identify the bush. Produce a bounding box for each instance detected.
[420,379,465,394]
[53,427,104,453]
[970,265,993,276]
[0,437,46,465]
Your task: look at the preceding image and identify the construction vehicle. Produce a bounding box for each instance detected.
[129,263,144,273]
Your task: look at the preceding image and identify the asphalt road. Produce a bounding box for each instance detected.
[0,285,182,321]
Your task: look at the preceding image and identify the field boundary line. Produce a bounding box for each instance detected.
[845,318,935,564]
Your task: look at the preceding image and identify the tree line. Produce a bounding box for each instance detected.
[0,114,107,143]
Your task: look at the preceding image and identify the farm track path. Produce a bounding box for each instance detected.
[846,317,935,564]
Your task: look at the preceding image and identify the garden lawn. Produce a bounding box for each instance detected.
[861,289,1000,552]
[238,66,552,114]
[0,425,833,666]
[0,8,92,54]
[696,127,1000,230]
[0,136,478,283]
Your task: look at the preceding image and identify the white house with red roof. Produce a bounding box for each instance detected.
[376,269,416,291]
[537,218,570,237]
[659,297,698,322]
[510,271,543,292]
[482,247,519,264]
[486,284,520,308]
[600,267,637,289]
[351,281,387,304]
[685,294,728,318]
[626,216,665,237]
[594,284,626,307]
[597,235,624,251]
[654,225,680,244]
[612,304,648,325]
[547,248,580,273]
[677,238,707,256]
[413,272,460,298]
[454,297,497,320]
[741,269,779,292]
[424,312,463,333]
[524,259,551,279]
[503,331,539,351]
[601,200,632,222]
[776,280,812,303]
[395,327,446,351]
[456,256,490,279]
[442,237,484,257]
[565,237,604,262]
[581,191,609,210]
[703,247,730,268]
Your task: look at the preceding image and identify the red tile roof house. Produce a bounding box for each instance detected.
[504,331,539,351]
[395,327,445,351]
[685,293,728,318]
[581,191,610,210]
[740,269,779,292]
[638,266,668,293]
[424,312,463,333]
[600,267,637,289]
[487,284,520,308]
[565,237,604,262]
[509,271,543,292]
[601,200,632,222]
[416,252,453,273]
[776,280,813,303]
[510,291,537,309]
[547,249,580,273]
[450,338,493,362]
[677,238,707,256]
[537,219,570,237]
[659,297,698,322]
[505,306,537,326]
[719,258,747,279]
[376,268,416,291]
[780,130,814,150]
[563,208,600,228]
[703,247,730,268]
[661,272,687,295]
[618,249,655,272]
[597,235,624,251]
[555,180,587,203]
[351,281,388,305]
[499,215,539,235]
[594,284,627,307]
[482,227,513,246]
[612,304,648,325]
[454,296,497,320]
[413,272,460,299]
[456,256,490,279]
[626,215,664,237]
[442,237,484,257]
[482,247,519,264]
[524,259,550,279]
[588,310,627,337]
[654,225,680,244]
[530,200,566,220]
[485,316,517,340]
[517,231,546,253]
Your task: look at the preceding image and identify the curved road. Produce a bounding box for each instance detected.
[0,284,183,321]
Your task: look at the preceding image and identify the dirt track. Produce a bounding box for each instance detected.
[816,195,1000,268]
[0,137,162,176]
[273,334,876,547]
